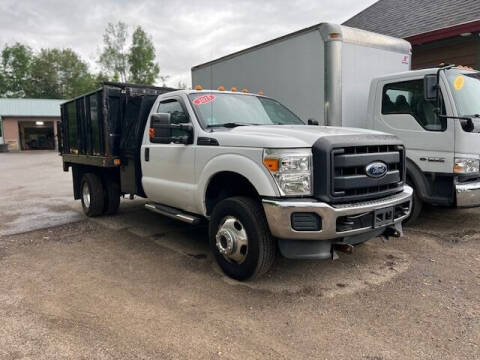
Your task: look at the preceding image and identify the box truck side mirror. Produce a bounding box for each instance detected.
[424,74,438,102]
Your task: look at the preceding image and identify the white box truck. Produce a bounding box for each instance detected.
[192,23,480,223]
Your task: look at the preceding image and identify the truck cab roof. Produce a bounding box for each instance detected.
[371,67,478,83]
[159,89,264,98]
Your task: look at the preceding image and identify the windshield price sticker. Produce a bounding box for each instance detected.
[193,95,216,105]
[453,75,465,90]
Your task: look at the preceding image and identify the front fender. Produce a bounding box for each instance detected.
[406,157,429,201]
[196,153,279,215]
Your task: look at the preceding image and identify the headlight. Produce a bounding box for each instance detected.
[263,148,312,196]
[454,158,480,174]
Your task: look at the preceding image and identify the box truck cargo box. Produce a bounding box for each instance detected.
[192,23,411,128]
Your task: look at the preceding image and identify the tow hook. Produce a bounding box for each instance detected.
[382,222,403,241]
[331,243,354,260]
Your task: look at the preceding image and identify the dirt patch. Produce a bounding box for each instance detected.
[218,240,411,299]
[409,228,480,243]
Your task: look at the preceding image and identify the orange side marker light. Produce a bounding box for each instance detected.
[263,158,279,172]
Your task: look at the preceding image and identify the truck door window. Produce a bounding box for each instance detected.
[158,99,189,138]
[382,80,446,131]
[158,100,189,124]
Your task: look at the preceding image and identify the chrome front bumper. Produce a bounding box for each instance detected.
[456,180,480,207]
[262,186,413,241]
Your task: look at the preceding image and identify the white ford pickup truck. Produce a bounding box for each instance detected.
[60,82,412,280]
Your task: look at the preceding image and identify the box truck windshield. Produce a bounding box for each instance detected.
[188,93,304,127]
[447,71,480,117]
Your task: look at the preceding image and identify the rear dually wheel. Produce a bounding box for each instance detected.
[81,173,105,217]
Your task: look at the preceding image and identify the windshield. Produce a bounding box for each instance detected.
[447,70,480,116]
[188,93,304,127]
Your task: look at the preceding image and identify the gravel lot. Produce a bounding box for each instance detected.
[0,151,479,359]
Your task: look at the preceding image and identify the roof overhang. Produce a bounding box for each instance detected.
[406,19,480,45]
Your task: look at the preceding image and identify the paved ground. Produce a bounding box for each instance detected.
[0,151,479,359]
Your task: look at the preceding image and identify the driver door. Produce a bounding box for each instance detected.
[374,78,454,173]
[141,96,196,212]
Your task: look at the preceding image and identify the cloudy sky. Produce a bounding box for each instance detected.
[0,0,377,88]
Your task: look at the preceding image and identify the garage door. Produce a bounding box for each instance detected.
[19,121,55,150]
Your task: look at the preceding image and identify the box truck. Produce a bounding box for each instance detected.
[59,82,411,280]
[191,23,480,223]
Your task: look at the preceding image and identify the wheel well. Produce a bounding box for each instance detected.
[205,172,260,216]
[406,158,428,201]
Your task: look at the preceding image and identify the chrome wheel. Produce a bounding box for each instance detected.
[82,182,90,209]
[215,216,248,264]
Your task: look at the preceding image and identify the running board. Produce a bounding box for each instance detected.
[145,203,201,225]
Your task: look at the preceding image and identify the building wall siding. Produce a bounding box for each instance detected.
[412,35,479,70]
[3,118,20,151]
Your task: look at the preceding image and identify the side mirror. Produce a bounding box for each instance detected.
[150,113,172,143]
[149,112,194,144]
[424,74,438,101]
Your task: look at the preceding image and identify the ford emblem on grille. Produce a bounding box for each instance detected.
[365,161,388,178]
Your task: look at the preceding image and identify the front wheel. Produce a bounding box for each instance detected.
[209,197,275,281]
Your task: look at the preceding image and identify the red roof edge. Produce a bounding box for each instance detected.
[406,20,480,45]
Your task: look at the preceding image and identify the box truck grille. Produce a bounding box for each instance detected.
[331,145,404,201]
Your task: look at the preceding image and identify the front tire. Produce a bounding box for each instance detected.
[209,197,275,281]
[81,173,105,217]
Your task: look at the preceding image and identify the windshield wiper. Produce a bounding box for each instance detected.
[208,122,261,128]
[439,114,480,132]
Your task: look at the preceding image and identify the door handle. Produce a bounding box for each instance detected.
[145,147,150,162]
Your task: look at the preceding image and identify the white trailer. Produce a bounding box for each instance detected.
[191,23,411,128]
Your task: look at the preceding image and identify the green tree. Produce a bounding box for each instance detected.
[128,26,160,84]
[0,43,33,97]
[94,71,110,87]
[98,22,129,82]
[28,48,96,99]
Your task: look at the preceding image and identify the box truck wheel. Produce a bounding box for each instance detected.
[103,177,120,215]
[81,173,105,217]
[404,181,422,226]
[209,196,275,281]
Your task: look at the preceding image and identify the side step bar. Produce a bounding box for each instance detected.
[145,203,201,225]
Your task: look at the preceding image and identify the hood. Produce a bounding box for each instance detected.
[210,125,396,148]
